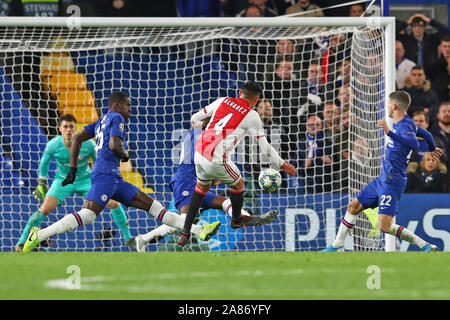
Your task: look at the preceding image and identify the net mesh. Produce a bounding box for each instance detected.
[0,22,386,251]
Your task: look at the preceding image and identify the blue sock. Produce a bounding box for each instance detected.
[111,206,132,241]
[18,210,46,244]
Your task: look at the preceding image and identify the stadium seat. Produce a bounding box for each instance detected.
[48,72,88,99]
[40,52,76,77]
[60,105,99,123]
[121,171,154,194]
[57,89,98,122]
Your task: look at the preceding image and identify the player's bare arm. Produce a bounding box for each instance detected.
[281,161,296,176]
[110,136,130,162]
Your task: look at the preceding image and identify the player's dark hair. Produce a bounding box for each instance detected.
[242,81,263,98]
[108,91,130,106]
[59,113,77,124]
[389,91,411,111]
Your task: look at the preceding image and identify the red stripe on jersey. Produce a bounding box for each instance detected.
[196,98,251,161]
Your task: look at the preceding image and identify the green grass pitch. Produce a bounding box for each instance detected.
[1,252,449,300]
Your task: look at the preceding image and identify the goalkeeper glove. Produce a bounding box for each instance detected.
[33,177,48,201]
[62,167,77,186]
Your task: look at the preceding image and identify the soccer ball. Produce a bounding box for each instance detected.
[258,168,282,192]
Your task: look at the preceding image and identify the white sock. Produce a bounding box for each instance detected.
[37,209,96,241]
[332,211,357,248]
[388,224,427,248]
[141,220,182,242]
[222,199,250,217]
[152,206,202,236]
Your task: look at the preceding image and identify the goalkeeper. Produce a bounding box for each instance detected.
[16,114,135,251]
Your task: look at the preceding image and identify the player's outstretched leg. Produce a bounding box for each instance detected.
[22,208,97,252]
[16,210,47,251]
[322,198,362,252]
[220,198,279,227]
[229,181,246,229]
[178,184,210,244]
[380,215,439,252]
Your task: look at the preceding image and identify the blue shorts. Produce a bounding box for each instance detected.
[86,173,140,208]
[169,179,217,211]
[357,178,405,216]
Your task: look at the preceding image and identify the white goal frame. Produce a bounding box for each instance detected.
[0,16,397,251]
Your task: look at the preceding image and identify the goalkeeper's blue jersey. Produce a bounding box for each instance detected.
[170,128,202,184]
[380,114,435,186]
[84,111,127,178]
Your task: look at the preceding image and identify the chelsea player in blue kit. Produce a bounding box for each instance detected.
[135,118,278,252]
[23,92,221,252]
[323,91,444,252]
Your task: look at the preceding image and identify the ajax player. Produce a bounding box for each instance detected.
[135,118,278,252]
[16,114,134,251]
[178,81,296,246]
[323,91,443,252]
[23,92,220,252]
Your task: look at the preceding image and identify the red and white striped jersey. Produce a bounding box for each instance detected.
[191,97,283,167]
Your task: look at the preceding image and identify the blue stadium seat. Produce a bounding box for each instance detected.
[0,67,47,187]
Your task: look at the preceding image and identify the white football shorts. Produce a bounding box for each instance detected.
[194,151,242,187]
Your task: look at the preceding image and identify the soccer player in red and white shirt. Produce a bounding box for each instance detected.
[178,81,296,246]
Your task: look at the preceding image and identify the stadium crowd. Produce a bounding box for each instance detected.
[0,0,449,194]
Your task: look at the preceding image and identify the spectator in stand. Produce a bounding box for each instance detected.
[243,99,289,186]
[10,0,62,16]
[337,85,351,109]
[395,40,416,90]
[177,0,221,17]
[264,57,300,155]
[396,13,450,68]
[325,59,351,102]
[403,66,439,121]
[429,101,450,189]
[321,102,339,139]
[348,3,365,17]
[405,152,447,194]
[425,35,450,104]
[348,137,378,192]
[236,0,277,17]
[264,38,303,77]
[297,115,333,193]
[407,110,447,174]
[285,0,323,17]
[319,33,350,85]
[297,61,326,134]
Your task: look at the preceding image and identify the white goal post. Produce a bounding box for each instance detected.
[0,16,396,252]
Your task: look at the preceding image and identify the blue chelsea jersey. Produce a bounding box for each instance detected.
[170,128,202,184]
[84,111,127,178]
[380,115,418,186]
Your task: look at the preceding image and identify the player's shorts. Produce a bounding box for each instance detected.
[47,177,91,206]
[194,152,242,187]
[356,178,405,216]
[86,173,140,209]
[169,179,217,211]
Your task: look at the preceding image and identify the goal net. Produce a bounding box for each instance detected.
[0,17,394,252]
